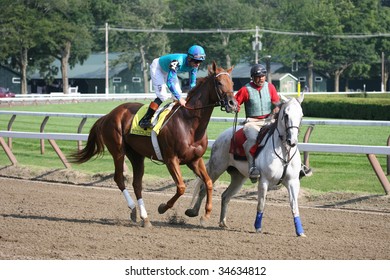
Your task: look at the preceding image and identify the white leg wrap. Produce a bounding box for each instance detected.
[138,198,148,219]
[122,189,136,209]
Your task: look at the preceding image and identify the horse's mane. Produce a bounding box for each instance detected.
[186,68,221,99]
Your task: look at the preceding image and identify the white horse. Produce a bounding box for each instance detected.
[185,94,306,237]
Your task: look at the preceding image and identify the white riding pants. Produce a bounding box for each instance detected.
[242,118,267,151]
[150,58,181,102]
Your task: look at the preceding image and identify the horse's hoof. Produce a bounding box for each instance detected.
[297,233,307,238]
[200,216,208,227]
[255,228,262,233]
[130,208,137,223]
[142,217,152,228]
[158,203,168,214]
[185,208,199,217]
[219,221,228,229]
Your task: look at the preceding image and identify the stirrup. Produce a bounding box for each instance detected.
[299,165,313,179]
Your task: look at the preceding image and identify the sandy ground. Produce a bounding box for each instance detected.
[1,165,390,260]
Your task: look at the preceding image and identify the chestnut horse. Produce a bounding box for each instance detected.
[70,62,238,227]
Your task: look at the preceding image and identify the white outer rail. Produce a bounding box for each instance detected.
[0,131,389,154]
[1,109,389,193]
[1,111,390,127]
[1,130,389,194]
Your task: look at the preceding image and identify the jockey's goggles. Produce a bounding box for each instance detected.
[191,59,203,64]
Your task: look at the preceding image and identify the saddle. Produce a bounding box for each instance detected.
[129,103,175,161]
[229,122,276,161]
[129,103,175,137]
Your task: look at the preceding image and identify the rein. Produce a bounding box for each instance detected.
[159,71,233,130]
[272,128,299,185]
[183,71,233,111]
[272,105,300,185]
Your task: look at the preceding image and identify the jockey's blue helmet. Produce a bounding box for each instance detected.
[188,45,206,61]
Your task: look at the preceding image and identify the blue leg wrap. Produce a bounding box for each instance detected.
[294,216,304,236]
[254,212,263,230]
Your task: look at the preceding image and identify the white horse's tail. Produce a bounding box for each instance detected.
[189,177,203,208]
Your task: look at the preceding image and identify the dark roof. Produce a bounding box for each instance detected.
[30,52,127,79]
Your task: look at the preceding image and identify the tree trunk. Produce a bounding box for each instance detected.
[140,45,149,93]
[334,69,340,92]
[222,35,231,69]
[20,48,28,95]
[307,61,313,92]
[61,41,71,94]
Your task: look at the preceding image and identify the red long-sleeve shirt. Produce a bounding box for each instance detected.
[235,81,280,119]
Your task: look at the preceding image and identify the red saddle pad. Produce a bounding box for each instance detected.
[229,128,247,159]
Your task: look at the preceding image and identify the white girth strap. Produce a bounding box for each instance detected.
[151,130,163,161]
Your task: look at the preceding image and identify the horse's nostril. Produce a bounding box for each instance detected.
[287,139,296,147]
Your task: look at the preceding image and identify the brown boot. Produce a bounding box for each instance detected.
[139,102,159,129]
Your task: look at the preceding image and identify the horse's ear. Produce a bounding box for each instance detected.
[212,61,217,73]
[208,61,217,75]
[279,94,289,103]
[227,65,234,75]
[297,92,305,104]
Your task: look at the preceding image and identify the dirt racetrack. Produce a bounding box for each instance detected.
[1,166,390,260]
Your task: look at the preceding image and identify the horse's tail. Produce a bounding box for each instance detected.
[69,116,106,164]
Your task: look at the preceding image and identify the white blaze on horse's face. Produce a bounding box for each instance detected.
[281,99,303,147]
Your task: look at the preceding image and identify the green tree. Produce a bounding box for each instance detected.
[260,0,384,92]
[36,0,94,94]
[324,0,378,91]
[374,0,390,91]
[0,0,51,94]
[108,0,172,93]
[169,0,256,68]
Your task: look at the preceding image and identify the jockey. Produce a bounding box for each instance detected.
[235,64,312,182]
[139,45,206,129]
[234,64,281,182]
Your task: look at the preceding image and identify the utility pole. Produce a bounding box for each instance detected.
[253,26,262,64]
[105,22,109,95]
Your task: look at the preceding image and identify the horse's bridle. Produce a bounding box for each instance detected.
[213,72,234,111]
[266,105,301,185]
[277,101,301,143]
[273,103,301,166]
[282,113,301,141]
[184,72,234,111]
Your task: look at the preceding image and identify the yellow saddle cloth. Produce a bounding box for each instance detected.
[130,103,173,136]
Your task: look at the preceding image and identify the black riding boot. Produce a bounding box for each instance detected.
[299,164,313,179]
[139,101,159,129]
